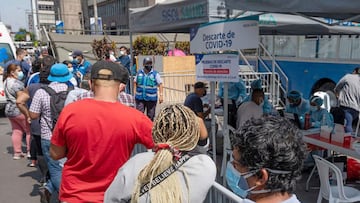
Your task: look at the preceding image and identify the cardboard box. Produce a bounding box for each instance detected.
[320,125,332,140]
[332,124,345,143]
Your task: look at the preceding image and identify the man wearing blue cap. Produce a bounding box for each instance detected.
[71,50,92,84]
[29,63,73,202]
[285,90,310,117]
[134,57,163,121]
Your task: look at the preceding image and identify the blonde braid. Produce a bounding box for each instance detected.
[131,104,200,203]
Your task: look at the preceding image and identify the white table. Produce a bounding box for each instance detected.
[302,131,360,191]
[302,133,360,160]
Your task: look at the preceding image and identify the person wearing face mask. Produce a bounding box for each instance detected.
[285,90,310,117]
[71,50,92,82]
[227,116,306,203]
[5,48,31,83]
[242,79,274,115]
[63,60,78,87]
[134,57,163,121]
[3,63,31,160]
[117,46,131,93]
[218,77,247,128]
[309,95,334,128]
[236,89,264,130]
[184,81,211,120]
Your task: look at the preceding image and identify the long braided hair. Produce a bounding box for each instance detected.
[131,104,200,203]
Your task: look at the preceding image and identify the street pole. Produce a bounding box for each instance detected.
[31,0,40,40]
[93,0,98,34]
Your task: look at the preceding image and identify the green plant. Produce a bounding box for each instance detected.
[91,37,117,60]
[175,41,190,55]
[133,36,159,55]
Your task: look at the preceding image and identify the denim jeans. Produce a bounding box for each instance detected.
[341,106,359,133]
[41,139,63,194]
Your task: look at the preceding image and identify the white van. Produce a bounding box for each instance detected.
[0,22,17,111]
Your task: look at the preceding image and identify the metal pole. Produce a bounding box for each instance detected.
[93,0,98,34]
[210,81,216,163]
[129,32,134,95]
[31,0,39,40]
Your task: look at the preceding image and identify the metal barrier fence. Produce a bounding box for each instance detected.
[160,71,197,105]
[159,71,282,108]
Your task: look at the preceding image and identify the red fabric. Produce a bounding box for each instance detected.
[347,158,360,181]
[51,99,154,203]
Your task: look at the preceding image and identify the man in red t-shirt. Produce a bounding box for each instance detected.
[50,61,154,203]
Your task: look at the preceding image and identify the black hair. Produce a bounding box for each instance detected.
[232,116,307,194]
[39,56,55,84]
[32,58,43,73]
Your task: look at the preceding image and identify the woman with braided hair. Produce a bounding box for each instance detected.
[105,104,216,203]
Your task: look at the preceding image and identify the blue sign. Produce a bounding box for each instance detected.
[56,21,65,34]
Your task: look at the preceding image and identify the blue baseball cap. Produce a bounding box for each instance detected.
[47,63,73,83]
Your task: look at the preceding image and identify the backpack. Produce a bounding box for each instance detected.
[42,85,74,130]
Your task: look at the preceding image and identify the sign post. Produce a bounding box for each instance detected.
[190,16,259,163]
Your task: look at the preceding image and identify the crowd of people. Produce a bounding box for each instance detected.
[2,45,360,203]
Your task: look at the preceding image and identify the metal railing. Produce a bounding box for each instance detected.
[258,42,288,108]
[159,71,281,108]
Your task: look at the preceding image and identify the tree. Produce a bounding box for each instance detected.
[14,28,35,42]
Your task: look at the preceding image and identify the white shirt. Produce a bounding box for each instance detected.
[104,152,216,203]
[236,101,263,130]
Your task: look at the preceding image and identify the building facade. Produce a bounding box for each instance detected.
[37,0,56,30]
[87,0,154,35]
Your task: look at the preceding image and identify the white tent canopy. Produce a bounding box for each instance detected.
[225,0,360,23]
[129,0,360,35]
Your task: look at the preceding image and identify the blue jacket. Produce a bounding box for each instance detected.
[135,69,159,101]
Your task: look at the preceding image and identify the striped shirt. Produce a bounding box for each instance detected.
[76,91,135,107]
[29,82,69,140]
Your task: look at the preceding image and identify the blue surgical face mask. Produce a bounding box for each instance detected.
[225,162,258,198]
[68,68,74,73]
[226,161,293,199]
[17,71,24,80]
[73,58,79,64]
[310,105,318,112]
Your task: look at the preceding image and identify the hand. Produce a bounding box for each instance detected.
[27,116,31,124]
[159,95,163,104]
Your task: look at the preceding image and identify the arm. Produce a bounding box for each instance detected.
[16,90,31,122]
[334,75,347,95]
[50,143,67,160]
[158,83,164,104]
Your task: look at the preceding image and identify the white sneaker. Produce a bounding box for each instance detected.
[27,152,31,159]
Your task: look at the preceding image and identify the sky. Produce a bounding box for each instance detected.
[0,0,32,32]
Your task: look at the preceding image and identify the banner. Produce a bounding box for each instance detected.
[90,17,103,35]
[55,21,65,34]
[190,16,259,53]
[195,54,239,82]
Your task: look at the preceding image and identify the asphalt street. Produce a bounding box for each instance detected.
[0,114,42,203]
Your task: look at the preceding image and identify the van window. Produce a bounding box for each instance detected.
[0,43,15,68]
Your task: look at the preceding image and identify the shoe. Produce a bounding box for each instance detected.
[27,152,31,159]
[27,162,36,167]
[13,153,25,160]
[39,186,51,203]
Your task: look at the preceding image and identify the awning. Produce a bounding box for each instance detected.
[225,0,360,24]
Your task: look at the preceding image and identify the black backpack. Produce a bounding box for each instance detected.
[42,85,74,130]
